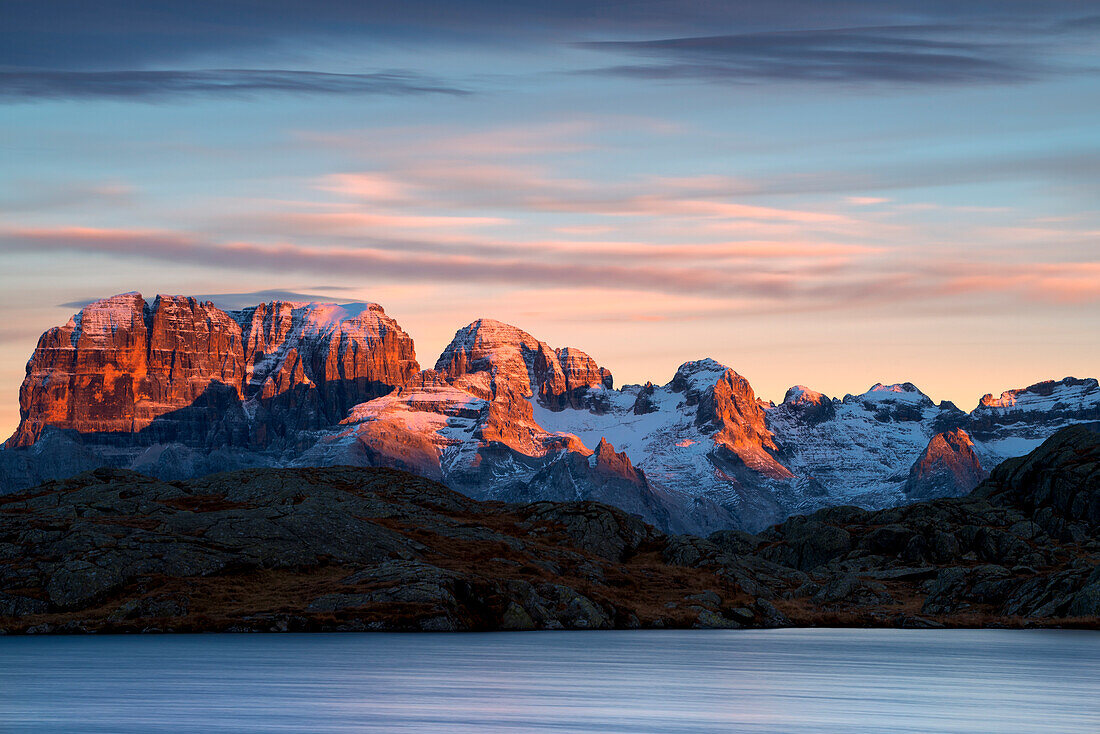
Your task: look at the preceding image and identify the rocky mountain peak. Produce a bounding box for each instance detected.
[435,319,547,398]
[905,427,988,499]
[783,385,830,407]
[593,437,643,482]
[861,382,932,404]
[6,290,1100,536]
[693,367,792,480]
[669,359,729,403]
[434,319,610,409]
[841,381,934,423]
[776,385,835,424]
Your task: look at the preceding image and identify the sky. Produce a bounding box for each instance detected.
[2,1,1099,436]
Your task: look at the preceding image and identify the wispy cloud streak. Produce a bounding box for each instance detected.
[3,226,1098,310]
[0,227,803,299]
[577,25,1055,86]
[0,69,470,101]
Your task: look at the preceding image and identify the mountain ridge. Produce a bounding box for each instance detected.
[3,292,1098,534]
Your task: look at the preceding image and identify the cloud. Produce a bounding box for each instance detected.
[202,202,877,263]
[242,211,508,232]
[0,181,134,212]
[577,25,1056,86]
[0,69,470,101]
[301,121,606,161]
[316,173,415,203]
[0,226,815,300]
[6,225,1098,313]
[313,165,854,228]
[936,262,1100,304]
[554,195,854,223]
[4,2,1083,70]
[0,325,52,344]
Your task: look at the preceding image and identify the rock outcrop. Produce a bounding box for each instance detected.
[691,363,792,480]
[976,424,1100,538]
[779,385,835,424]
[0,465,756,633]
[905,428,988,499]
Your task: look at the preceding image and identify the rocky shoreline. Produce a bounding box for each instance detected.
[1,426,1097,634]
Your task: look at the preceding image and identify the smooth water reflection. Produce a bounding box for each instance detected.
[1,629,1097,733]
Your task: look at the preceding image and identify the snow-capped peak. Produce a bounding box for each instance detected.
[295,302,383,333]
[669,358,730,393]
[783,385,830,406]
[859,382,931,404]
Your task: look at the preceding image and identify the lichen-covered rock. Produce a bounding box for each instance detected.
[0,592,47,618]
[520,501,654,562]
[975,424,1100,534]
[760,518,852,570]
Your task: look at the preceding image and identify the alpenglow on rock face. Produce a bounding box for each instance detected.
[10,294,418,449]
[3,292,1099,534]
[904,428,988,500]
[434,318,612,407]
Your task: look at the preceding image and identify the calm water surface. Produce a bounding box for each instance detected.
[1,629,1097,733]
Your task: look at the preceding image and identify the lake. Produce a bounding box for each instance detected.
[1,629,1097,733]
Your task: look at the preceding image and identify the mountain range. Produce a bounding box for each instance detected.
[3,292,1098,533]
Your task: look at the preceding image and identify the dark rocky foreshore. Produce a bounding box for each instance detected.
[1,426,1097,634]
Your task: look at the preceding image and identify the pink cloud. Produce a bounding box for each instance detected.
[613,196,854,223]
[313,161,856,229]
[316,173,415,202]
[254,210,508,231]
[931,261,1100,304]
[0,226,809,299]
[552,225,618,235]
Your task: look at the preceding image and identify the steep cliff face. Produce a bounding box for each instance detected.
[9,295,418,450]
[687,363,792,480]
[236,301,419,436]
[905,428,988,499]
[11,294,247,447]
